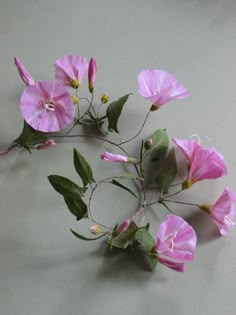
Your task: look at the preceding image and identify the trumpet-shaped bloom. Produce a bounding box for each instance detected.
[138,69,190,109]
[20,80,75,132]
[54,55,88,88]
[173,139,228,187]
[155,215,197,272]
[204,187,236,235]
[14,57,35,86]
[88,57,97,93]
[100,152,131,163]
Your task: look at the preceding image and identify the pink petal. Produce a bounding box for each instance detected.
[20,80,75,132]
[100,152,129,162]
[158,256,186,272]
[14,57,35,86]
[54,55,88,87]
[172,138,200,163]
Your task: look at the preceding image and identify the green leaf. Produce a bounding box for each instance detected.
[14,121,49,149]
[114,173,144,181]
[73,149,95,186]
[109,221,138,249]
[155,147,177,191]
[64,196,88,220]
[70,229,107,241]
[111,179,137,198]
[140,140,145,178]
[135,229,155,252]
[144,253,158,271]
[143,129,169,162]
[106,94,132,133]
[48,175,86,199]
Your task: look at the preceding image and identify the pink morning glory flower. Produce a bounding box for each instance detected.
[54,55,88,89]
[20,80,75,132]
[201,187,236,235]
[117,219,131,233]
[36,139,56,150]
[100,152,136,163]
[173,139,228,188]
[138,69,190,109]
[155,215,197,272]
[14,57,35,86]
[88,57,97,93]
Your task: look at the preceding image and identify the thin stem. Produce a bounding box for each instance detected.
[162,199,200,207]
[164,188,183,199]
[118,110,151,145]
[0,143,19,156]
[54,133,129,155]
[160,201,173,213]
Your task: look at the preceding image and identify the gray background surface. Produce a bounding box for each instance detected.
[0,0,236,314]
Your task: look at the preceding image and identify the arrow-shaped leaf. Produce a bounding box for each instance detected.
[64,196,88,220]
[70,229,107,241]
[48,175,86,199]
[73,148,95,187]
[106,94,132,133]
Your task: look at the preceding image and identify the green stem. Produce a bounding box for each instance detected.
[162,199,200,207]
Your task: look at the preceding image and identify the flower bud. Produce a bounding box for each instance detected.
[14,57,35,86]
[117,219,131,233]
[36,139,56,150]
[71,95,79,105]
[88,57,97,93]
[89,224,102,234]
[101,94,109,104]
[144,138,153,150]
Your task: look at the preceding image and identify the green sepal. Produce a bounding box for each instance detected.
[73,149,95,187]
[111,179,137,198]
[70,229,107,241]
[155,147,177,192]
[64,196,88,220]
[48,175,86,199]
[106,94,132,133]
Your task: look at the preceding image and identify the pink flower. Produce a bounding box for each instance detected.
[202,187,236,235]
[117,219,131,233]
[20,80,75,132]
[100,152,131,163]
[36,139,56,150]
[14,57,35,86]
[155,215,197,272]
[138,69,190,109]
[173,139,228,188]
[54,55,88,89]
[88,57,97,93]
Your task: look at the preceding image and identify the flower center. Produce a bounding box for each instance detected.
[42,100,55,111]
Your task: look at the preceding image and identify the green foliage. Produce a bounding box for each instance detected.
[106,94,132,133]
[143,129,169,161]
[114,173,144,181]
[155,147,177,191]
[135,228,155,252]
[110,179,137,198]
[14,121,49,152]
[48,175,86,198]
[64,196,88,220]
[108,221,138,249]
[70,229,107,241]
[73,149,95,187]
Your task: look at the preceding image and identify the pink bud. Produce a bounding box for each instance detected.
[117,219,131,233]
[36,140,56,150]
[88,57,97,93]
[100,152,129,162]
[89,224,102,234]
[14,57,35,86]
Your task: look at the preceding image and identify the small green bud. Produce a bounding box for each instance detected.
[89,224,102,234]
[199,204,211,213]
[71,95,79,105]
[101,94,109,104]
[150,104,160,111]
[70,79,80,89]
[89,84,94,94]
[144,138,153,150]
[182,180,193,190]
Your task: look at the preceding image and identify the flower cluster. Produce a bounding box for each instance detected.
[1,55,235,274]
